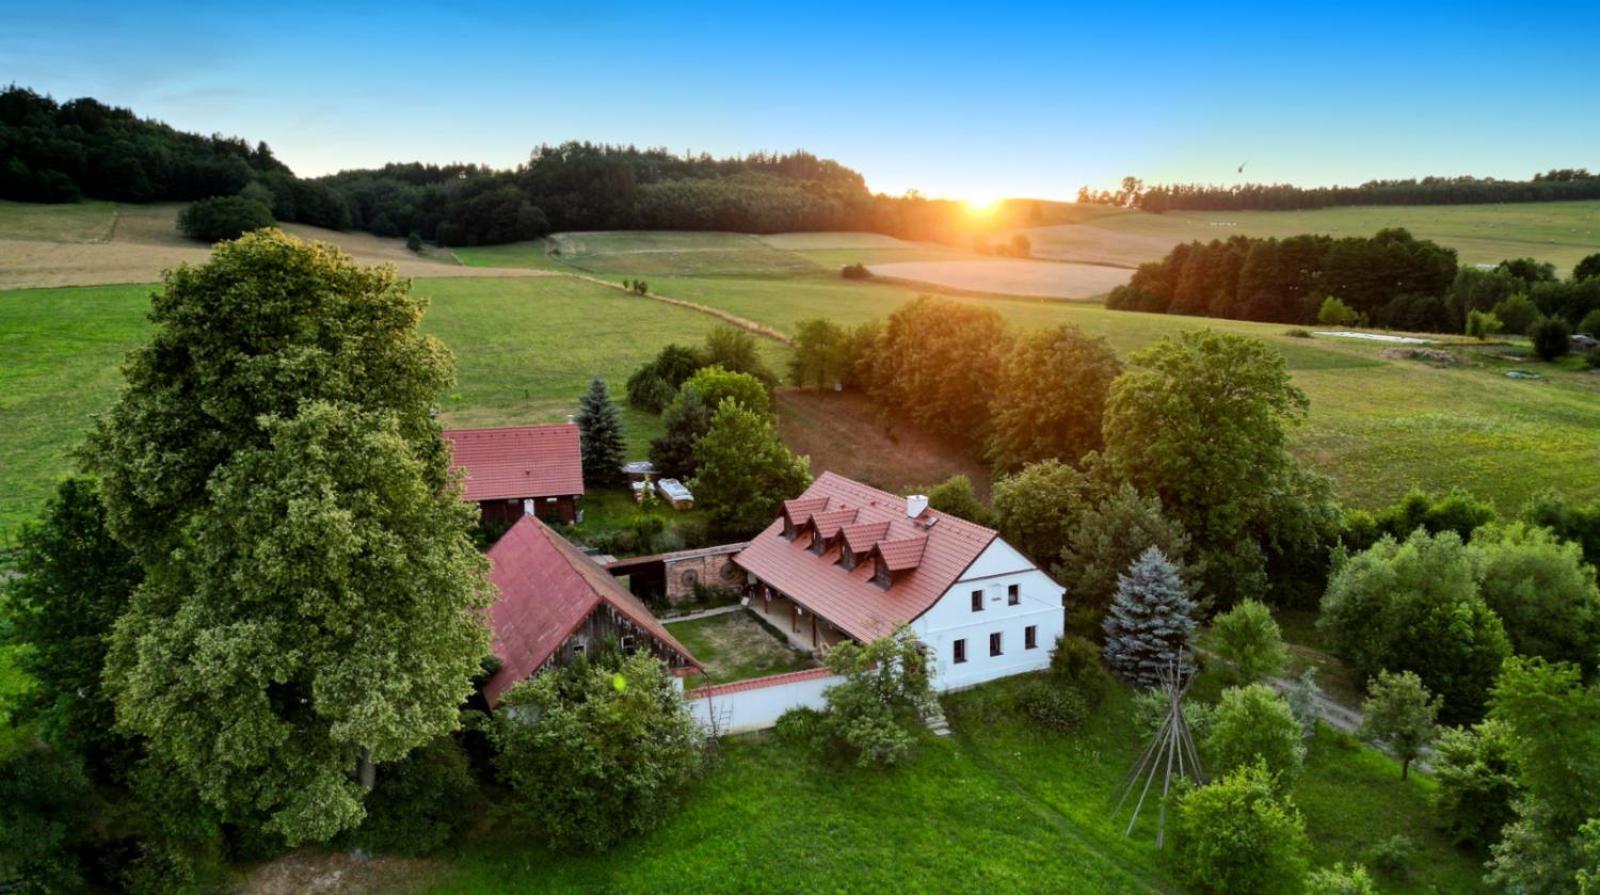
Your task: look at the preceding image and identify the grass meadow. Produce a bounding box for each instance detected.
[424,677,1482,894]
[0,276,786,541]
[1024,200,1600,274]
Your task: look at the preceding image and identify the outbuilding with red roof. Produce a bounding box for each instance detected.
[481,514,700,707]
[443,423,585,526]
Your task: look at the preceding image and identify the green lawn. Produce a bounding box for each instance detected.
[426,676,1484,893]
[665,609,818,687]
[1028,200,1600,274]
[0,276,789,542]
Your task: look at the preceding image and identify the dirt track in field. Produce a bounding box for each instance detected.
[0,204,557,290]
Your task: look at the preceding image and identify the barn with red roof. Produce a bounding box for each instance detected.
[481,514,700,707]
[443,423,585,525]
[735,472,1065,691]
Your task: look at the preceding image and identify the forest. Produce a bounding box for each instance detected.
[1079,170,1600,211]
[1107,228,1600,334]
[0,86,972,247]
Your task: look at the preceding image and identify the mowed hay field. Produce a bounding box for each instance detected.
[0,275,785,541]
[1019,199,1600,274]
[0,200,553,289]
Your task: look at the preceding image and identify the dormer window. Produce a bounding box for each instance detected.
[810,532,829,556]
[839,544,856,570]
[872,557,891,589]
[783,519,797,540]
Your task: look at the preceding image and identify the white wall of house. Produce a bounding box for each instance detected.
[684,670,847,735]
[911,538,1065,691]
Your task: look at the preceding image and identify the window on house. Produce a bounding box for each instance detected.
[782,520,796,540]
[810,533,827,555]
[1025,626,1038,650]
[953,639,967,664]
[838,545,855,570]
[1008,583,1020,605]
[873,559,891,589]
[620,634,637,653]
[971,590,984,612]
[989,632,1003,656]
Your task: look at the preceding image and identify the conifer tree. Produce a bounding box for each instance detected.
[576,376,626,487]
[1103,546,1197,687]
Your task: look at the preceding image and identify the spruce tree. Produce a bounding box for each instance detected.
[1103,546,1196,687]
[577,376,626,487]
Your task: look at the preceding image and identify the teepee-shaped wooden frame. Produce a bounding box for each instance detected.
[1111,660,1205,847]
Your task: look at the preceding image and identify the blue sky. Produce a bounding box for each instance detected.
[5,1,1596,201]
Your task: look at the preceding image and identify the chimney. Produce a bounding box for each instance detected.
[906,494,929,518]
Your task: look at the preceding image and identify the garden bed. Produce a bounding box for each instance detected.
[666,609,819,688]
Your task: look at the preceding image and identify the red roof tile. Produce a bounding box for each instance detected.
[735,472,998,643]
[684,666,836,700]
[482,515,699,707]
[841,521,891,555]
[877,535,928,571]
[809,508,859,540]
[443,424,584,503]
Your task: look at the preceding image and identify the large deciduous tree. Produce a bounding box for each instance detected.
[576,377,627,487]
[865,296,1010,447]
[986,324,1120,471]
[1486,658,1600,894]
[1103,330,1337,606]
[1319,529,1509,725]
[788,318,849,390]
[84,230,492,844]
[691,399,811,537]
[991,459,1091,568]
[1469,522,1600,670]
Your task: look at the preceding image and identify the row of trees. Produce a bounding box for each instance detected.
[1078,170,1600,212]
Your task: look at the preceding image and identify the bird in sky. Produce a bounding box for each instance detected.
[1238,161,1248,174]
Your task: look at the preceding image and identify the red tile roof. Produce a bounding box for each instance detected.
[841,521,891,555]
[735,472,998,643]
[443,424,584,503]
[482,515,699,707]
[684,665,836,700]
[809,508,859,539]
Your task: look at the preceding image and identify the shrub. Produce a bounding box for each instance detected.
[1205,685,1306,786]
[1209,600,1287,685]
[1174,762,1310,895]
[1469,522,1600,669]
[1466,309,1504,340]
[1529,315,1571,361]
[346,737,482,856]
[1049,635,1112,707]
[841,262,870,279]
[1491,293,1540,334]
[1317,296,1361,326]
[1284,327,1312,338]
[176,195,275,243]
[488,652,704,850]
[772,707,827,748]
[920,474,993,527]
[1581,308,1600,335]
[0,737,93,893]
[1015,679,1089,732]
[406,230,423,252]
[1588,346,1600,369]
[822,628,932,768]
[1362,834,1416,879]
[1432,721,1519,849]
[1304,863,1378,895]
[1133,688,1215,741]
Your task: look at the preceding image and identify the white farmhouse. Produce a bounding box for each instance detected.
[735,472,1065,691]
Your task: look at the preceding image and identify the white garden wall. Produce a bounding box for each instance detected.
[685,667,845,735]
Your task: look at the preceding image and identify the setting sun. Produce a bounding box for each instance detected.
[963,194,1004,216]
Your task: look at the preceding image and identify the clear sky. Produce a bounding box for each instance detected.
[5,0,1596,202]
